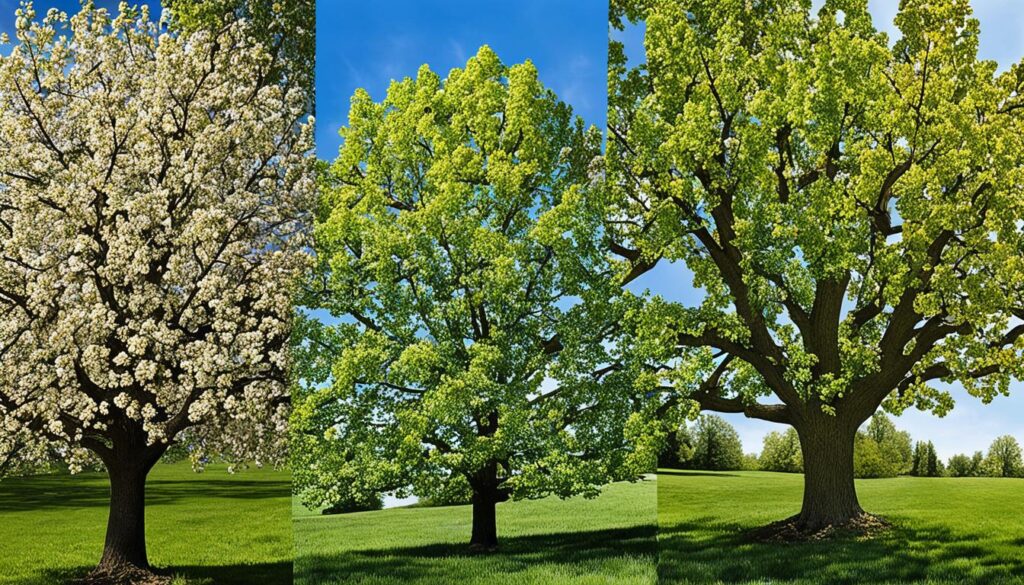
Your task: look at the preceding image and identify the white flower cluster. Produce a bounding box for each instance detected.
[0,3,313,471]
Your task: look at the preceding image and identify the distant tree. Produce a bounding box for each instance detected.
[865,414,913,474]
[685,415,744,471]
[740,452,760,471]
[970,451,986,476]
[321,493,384,515]
[659,423,694,469]
[674,424,697,467]
[912,441,944,477]
[927,442,945,477]
[982,436,1024,478]
[760,429,803,473]
[947,453,977,477]
[853,433,893,478]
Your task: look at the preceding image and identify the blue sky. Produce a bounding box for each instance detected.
[314,0,606,158]
[620,1,1024,459]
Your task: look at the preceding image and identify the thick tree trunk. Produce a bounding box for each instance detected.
[469,492,498,550]
[97,460,152,574]
[468,460,503,551]
[795,419,863,529]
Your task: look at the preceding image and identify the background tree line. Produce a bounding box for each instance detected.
[659,414,1024,479]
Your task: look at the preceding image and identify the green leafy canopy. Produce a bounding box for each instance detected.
[609,0,1024,430]
[291,46,648,510]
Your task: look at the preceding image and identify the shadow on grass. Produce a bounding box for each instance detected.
[658,516,1024,584]
[0,476,289,512]
[297,525,656,584]
[9,561,292,585]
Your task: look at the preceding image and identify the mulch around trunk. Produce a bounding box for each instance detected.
[71,565,173,585]
[746,512,893,543]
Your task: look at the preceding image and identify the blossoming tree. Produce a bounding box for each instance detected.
[291,46,647,550]
[0,3,312,580]
[608,0,1024,534]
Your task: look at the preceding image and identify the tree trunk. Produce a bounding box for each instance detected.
[468,459,503,551]
[97,460,152,574]
[469,491,498,550]
[795,419,864,529]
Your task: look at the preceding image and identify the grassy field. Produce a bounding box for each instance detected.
[658,469,1024,585]
[0,461,291,585]
[293,477,657,585]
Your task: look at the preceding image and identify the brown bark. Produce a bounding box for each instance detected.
[468,460,504,551]
[794,417,864,529]
[469,493,499,550]
[97,460,152,573]
[82,427,167,582]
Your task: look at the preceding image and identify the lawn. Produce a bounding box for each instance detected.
[658,469,1024,585]
[293,476,657,585]
[0,461,292,585]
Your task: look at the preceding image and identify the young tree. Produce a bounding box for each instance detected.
[0,4,312,580]
[982,435,1024,477]
[291,46,643,551]
[759,429,803,473]
[609,0,1024,532]
[686,414,744,470]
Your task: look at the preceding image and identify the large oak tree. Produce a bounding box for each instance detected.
[0,3,312,580]
[608,0,1024,532]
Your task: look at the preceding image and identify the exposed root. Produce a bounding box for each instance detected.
[747,512,892,543]
[72,565,172,585]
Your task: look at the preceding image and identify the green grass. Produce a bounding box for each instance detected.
[658,469,1024,585]
[294,477,658,585]
[0,461,292,585]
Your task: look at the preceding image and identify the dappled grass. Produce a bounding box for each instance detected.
[294,477,657,585]
[0,461,292,585]
[658,469,1024,584]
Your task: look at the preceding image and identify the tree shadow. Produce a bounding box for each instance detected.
[658,516,1024,584]
[297,525,657,584]
[9,561,292,585]
[0,475,289,512]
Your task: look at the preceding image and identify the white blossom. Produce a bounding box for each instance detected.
[0,3,313,472]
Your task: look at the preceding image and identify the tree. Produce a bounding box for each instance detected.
[659,421,694,468]
[853,432,892,478]
[0,4,312,581]
[740,452,760,471]
[760,429,803,473]
[911,441,944,477]
[608,0,1024,533]
[290,46,643,551]
[946,452,983,477]
[865,414,913,475]
[684,414,744,470]
[982,435,1024,477]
